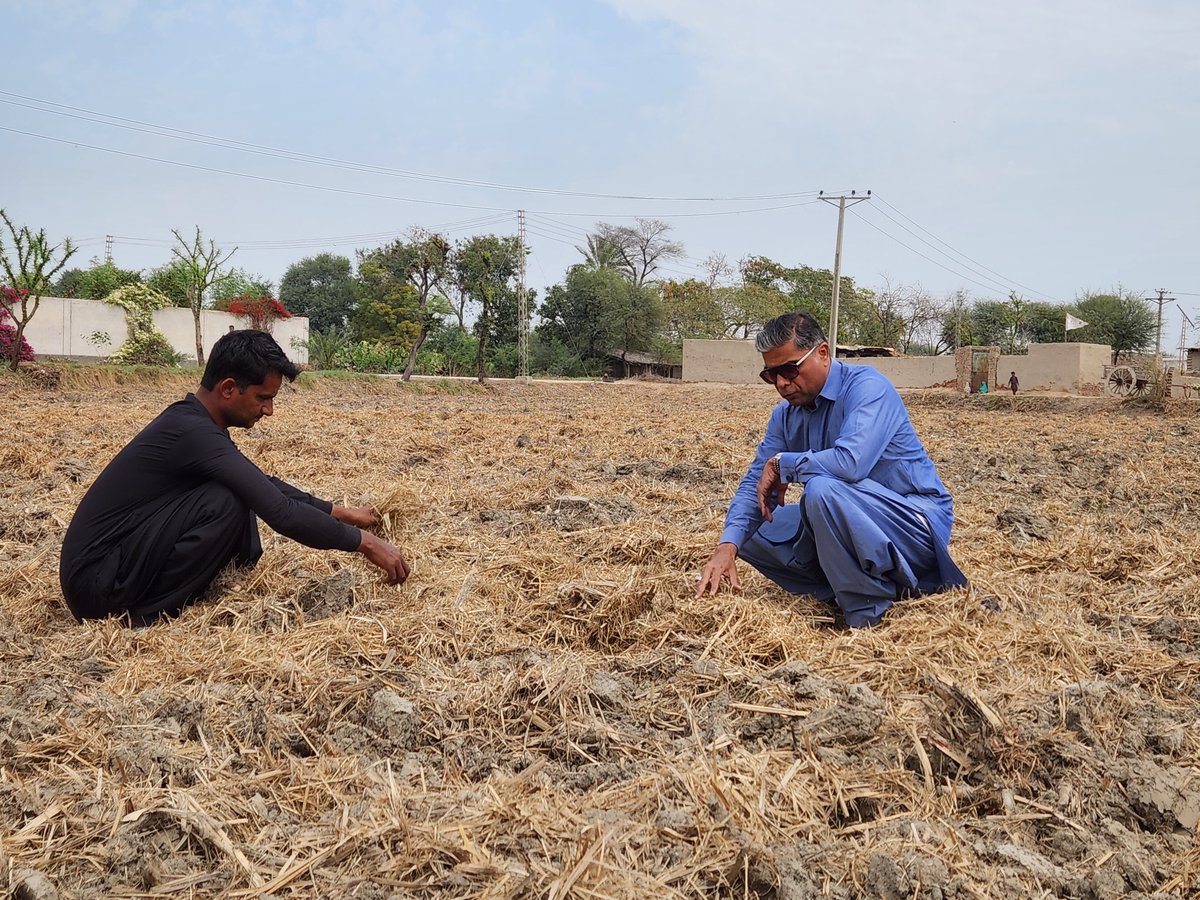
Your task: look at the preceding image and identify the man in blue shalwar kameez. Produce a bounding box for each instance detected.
[695,311,967,628]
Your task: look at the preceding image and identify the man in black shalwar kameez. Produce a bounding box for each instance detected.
[59,330,410,624]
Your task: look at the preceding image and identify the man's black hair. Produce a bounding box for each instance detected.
[200,329,300,390]
[755,311,827,354]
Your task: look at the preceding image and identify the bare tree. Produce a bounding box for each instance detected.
[899,285,944,355]
[171,227,236,366]
[594,218,684,287]
[0,209,77,371]
[700,252,734,289]
[868,276,908,350]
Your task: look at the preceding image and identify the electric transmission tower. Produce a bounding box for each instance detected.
[517,209,529,382]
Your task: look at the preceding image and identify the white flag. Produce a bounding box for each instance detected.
[1065,313,1089,331]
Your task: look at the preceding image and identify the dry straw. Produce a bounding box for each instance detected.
[0,367,1197,898]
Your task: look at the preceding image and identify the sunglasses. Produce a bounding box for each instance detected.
[758,343,820,384]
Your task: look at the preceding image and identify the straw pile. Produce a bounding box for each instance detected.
[1,369,1197,899]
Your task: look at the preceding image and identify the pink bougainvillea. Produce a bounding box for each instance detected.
[0,286,35,362]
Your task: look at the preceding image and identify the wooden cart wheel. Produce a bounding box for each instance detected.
[1106,365,1137,397]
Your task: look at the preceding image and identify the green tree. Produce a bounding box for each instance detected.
[54,258,142,300]
[170,227,237,365]
[538,265,660,374]
[350,276,420,349]
[1071,289,1156,363]
[145,259,192,307]
[965,293,1065,354]
[1025,301,1070,345]
[660,278,727,343]
[452,234,525,382]
[575,233,623,272]
[0,210,78,371]
[728,257,872,343]
[279,253,357,333]
[969,299,1013,350]
[356,229,452,380]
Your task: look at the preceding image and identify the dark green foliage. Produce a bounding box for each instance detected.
[304,326,352,371]
[357,230,452,380]
[414,325,479,377]
[537,265,661,373]
[279,253,357,333]
[453,234,525,382]
[54,259,142,300]
[1071,290,1156,363]
[145,260,192,307]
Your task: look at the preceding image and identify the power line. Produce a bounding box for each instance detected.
[858,204,1025,298]
[0,90,825,203]
[871,192,1054,300]
[1,124,831,221]
[849,209,1025,297]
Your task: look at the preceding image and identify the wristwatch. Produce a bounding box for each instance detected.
[771,452,784,475]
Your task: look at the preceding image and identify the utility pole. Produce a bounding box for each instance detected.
[517,209,529,382]
[1179,309,1194,373]
[819,190,870,359]
[104,235,114,264]
[953,289,965,350]
[1146,288,1176,369]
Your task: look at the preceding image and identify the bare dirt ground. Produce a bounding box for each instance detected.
[1,370,1198,899]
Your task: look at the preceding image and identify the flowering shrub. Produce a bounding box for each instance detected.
[103,284,182,366]
[229,294,292,333]
[0,286,35,362]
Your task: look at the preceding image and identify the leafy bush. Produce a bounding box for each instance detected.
[486,342,520,378]
[414,327,478,376]
[530,333,589,377]
[299,326,352,371]
[111,331,184,367]
[341,341,406,373]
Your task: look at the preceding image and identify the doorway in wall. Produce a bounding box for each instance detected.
[970,350,990,393]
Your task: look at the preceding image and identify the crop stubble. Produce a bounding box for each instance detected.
[0,372,1198,898]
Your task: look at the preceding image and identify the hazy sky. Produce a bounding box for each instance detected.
[5,0,1199,345]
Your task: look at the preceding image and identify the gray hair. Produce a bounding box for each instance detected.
[755,311,827,354]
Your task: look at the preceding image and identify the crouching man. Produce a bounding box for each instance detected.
[695,311,966,627]
[60,329,410,624]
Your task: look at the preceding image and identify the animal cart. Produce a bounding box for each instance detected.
[1103,362,1158,397]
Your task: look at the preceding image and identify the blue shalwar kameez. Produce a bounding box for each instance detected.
[720,361,967,627]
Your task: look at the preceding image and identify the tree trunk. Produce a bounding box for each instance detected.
[193,303,204,366]
[402,325,428,381]
[476,328,488,383]
[6,319,24,371]
[6,295,39,372]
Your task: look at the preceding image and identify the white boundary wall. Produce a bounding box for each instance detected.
[21,296,310,365]
[683,339,1111,393]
